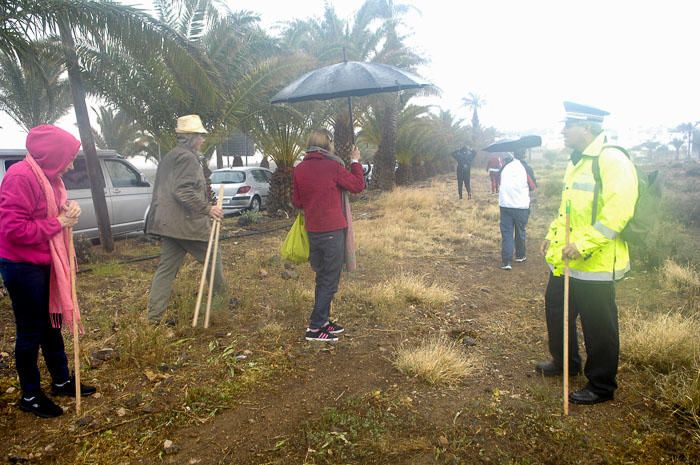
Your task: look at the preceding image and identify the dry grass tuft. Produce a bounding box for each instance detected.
[368,273,455,308]
[375,187,436,212]
[394,336,482,385]
[622,311,699,373]
[661,259,700,292]
[656,369,700,421]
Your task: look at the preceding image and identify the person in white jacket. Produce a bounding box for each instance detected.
[498,151,531,270]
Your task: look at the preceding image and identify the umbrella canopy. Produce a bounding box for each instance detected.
[271,61,433,104]
[483,135,542,153]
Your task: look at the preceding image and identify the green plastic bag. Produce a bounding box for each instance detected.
[281,213,309,263]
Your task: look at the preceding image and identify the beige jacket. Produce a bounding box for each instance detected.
[146,145,212,241]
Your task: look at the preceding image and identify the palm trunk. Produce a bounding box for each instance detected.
[268,164,294,214]
[58,17,114,252]
[372,97,398,191]
[333,111,353,166]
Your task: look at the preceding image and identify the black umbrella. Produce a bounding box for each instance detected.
[271,60,433,143]
[483,135,542,153]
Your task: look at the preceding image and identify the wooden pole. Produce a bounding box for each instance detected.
[67,228,81,415]
[204,219,221,329]
[203,186,225,328]
[192,224,217,327]
[563,200,571,416]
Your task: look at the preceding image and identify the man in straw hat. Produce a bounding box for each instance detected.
[536,102,638,405]
[146,115,226,325]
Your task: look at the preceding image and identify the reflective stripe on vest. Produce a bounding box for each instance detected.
[548,262,630,281]
[572,182,595,192]
[593,221,618,240]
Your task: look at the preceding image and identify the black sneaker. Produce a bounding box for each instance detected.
[305,327,339,342]
[323,320,344,334]
[51,377,97,397]
[19,391,63,418]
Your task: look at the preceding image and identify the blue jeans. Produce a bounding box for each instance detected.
[0,259,70,395]
[499,207,529,265]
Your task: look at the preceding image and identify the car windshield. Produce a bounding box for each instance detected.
[211,171,245,184]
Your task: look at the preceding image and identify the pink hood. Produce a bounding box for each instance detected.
[25,125,81,180]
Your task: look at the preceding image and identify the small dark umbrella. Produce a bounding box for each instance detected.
[271,59,433,143]
[483,135,542,153]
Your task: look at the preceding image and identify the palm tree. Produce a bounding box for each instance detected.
[670,138,684,160]
[462,92,485,139]
[673,122,699,159]
[279,0,424,174]
[91,105,141,156]
[0,40,72,131]
[1,0,216,251]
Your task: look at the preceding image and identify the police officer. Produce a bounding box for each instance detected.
[536,102,638,405]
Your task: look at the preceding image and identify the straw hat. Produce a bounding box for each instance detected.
[175,114,208,134]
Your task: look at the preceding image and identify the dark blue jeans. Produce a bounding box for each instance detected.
[0,259,69,395]
[499,207,529,265]
[308,229,346,330]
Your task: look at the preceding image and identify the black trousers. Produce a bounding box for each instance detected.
[308,229,346,330]
[544,273,619,396]
[0,259,70,395]
[457,165,471,199]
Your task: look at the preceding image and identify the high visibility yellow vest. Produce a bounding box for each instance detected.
[545,133,638,281]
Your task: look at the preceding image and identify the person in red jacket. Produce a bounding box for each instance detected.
[0,125,96,418]
[292,129,365,342]
[486,153,504,193]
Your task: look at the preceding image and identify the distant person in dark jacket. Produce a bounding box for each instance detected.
[451,147,476,199]
[292,129,365,342]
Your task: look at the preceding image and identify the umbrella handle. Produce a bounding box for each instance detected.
[347,96,354,145]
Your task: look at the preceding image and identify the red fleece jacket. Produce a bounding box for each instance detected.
[0,125,80,265]
[291,151,365,232]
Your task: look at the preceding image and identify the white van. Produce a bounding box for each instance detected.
[0,149,153,240]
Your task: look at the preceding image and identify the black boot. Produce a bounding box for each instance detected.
[19,391,63,418]
[51,376,97,397]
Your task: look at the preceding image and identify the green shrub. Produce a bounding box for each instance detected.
[238,210,262,226]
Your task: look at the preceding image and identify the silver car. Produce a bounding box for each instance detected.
[210,166,272,213]
[0,149,152,240]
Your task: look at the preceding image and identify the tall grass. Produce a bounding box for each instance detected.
[622,309,700,419]
[622,311,699,373]
[661,259,700,292]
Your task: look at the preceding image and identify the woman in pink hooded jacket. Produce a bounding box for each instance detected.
[0,125,96,418]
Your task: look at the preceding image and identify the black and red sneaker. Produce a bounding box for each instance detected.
[304,327,339,342]
[323,320,344,334]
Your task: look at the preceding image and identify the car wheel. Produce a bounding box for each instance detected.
[249,196,261,212]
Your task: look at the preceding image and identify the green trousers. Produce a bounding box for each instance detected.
[147,236,226,323]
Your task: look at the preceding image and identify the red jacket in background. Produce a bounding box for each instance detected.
[292,151,365,233]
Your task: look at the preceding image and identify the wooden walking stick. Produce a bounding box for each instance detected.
[192,223,217,327]
[563,200,571,416]
[193,186,225,327]
[67,228,81,415]
[204,216,222,329]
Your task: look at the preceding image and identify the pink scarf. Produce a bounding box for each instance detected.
[25,154,81,333]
